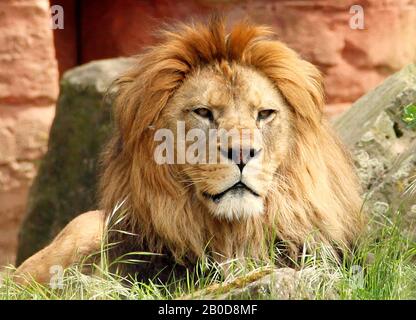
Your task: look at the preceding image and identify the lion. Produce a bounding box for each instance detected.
[15,17,364,284]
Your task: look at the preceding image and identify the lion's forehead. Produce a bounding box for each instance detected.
[171,64,288,116]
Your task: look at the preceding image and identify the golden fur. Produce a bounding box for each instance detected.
[16,17,364,283]
[100,17,364,269]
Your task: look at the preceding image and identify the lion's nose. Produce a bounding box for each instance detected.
[221,147,261,172]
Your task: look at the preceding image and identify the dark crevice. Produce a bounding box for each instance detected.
[393,122,404,138]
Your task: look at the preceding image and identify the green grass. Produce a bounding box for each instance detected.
[336,214,416,299]
[1,208,415,300]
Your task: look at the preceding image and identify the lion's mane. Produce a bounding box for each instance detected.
[99,17,364,278]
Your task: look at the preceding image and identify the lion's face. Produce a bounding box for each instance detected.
[159,64,293,220]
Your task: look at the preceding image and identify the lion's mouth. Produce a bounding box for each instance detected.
[203,182,260,203]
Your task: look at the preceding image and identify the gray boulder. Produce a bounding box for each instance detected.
[16,58,134,264]
[334,64,416,234]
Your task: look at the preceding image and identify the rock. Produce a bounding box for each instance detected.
[334,64,416,233]
[0,0,59,266]
[180,267,338,300]
[0,0,59,106]
[15,58,134,264]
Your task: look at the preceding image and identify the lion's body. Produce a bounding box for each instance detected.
[16,17,364,284]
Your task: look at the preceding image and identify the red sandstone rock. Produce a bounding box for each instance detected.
[53,0,415,104]
[0,105,55,265]
[0,0,59,106]
[0,187,29,266]
[0,0,58,265]
[51,0,416,104]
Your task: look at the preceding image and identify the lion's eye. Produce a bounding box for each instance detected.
[257,109,276,121]
[193,107,213,121]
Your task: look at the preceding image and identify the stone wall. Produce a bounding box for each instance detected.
[0,0,58,265]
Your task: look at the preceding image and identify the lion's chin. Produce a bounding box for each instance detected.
[205,191,264,221]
